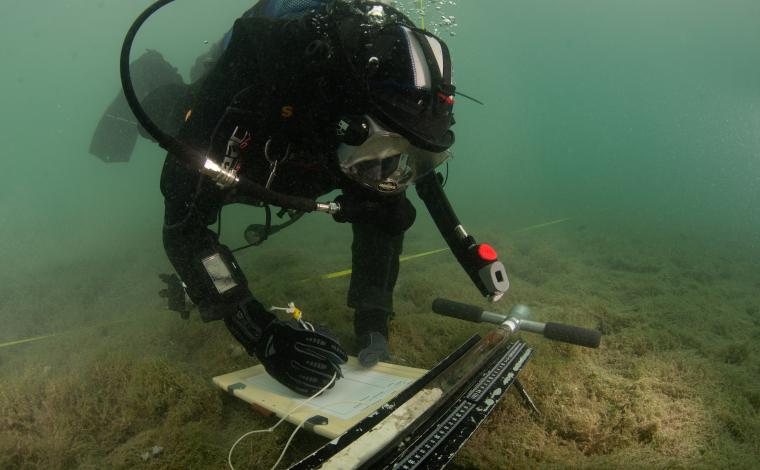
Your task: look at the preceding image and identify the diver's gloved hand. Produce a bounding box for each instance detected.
[257,320,348,396]
[224,298,348,396]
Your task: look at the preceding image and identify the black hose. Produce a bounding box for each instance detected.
[119,0,176,151]
[119,0,320,214]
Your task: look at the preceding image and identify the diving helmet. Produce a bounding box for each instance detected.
[332,1,456,194]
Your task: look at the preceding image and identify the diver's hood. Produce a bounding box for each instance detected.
[335,2,456,153]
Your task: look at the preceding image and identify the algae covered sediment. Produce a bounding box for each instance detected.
[2,0,760,468]
[1,219,758,469]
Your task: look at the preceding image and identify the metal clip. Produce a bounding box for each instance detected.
[264,139,291,190]
[265,159,278,189]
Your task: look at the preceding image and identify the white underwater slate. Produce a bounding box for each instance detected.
[213,357,427,439]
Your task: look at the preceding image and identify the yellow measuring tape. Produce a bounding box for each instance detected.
[418,0,426,30]
[320,247,450,280]
[319,218,572,280]
[0,318,131,350]
[510,217,571,234]
[0,333,60,349]
[1,218,571,350]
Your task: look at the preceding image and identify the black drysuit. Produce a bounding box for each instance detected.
[160,15,411,338]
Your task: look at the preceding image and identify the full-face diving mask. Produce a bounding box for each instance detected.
[337,115,451,194]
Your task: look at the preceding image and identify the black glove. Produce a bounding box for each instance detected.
[257,320,348,396]
[224,298,348,396]
[158,273,189,319]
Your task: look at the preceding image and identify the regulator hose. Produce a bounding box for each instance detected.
[119,0,319,213]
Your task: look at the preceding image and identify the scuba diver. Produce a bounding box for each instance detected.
[101,0,509,397]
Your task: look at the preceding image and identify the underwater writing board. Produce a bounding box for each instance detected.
[212,357,427,439]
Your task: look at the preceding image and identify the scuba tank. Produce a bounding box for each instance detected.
[92,0,334,163]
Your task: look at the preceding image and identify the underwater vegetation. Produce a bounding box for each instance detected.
[1,222,758,469]
[2,0,759,467]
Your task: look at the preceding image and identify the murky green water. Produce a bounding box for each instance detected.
[1,1,758,468]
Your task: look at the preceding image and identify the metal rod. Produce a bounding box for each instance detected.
[514,379,541,417]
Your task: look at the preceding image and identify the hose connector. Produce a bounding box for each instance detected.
[315,201,341,215]
[200,158,239,189]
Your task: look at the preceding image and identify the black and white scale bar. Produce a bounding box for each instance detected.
[396,400,477,469]
[467,342,525,402]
